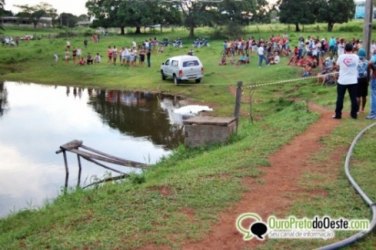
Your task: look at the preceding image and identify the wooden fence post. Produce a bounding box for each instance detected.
[234,81,243,132]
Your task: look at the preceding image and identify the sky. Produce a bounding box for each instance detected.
[4,0,278,16]
[4,0,88,16]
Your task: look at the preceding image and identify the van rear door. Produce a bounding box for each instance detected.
[182,60,201,79]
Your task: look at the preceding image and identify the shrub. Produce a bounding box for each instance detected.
[337,23,363,32]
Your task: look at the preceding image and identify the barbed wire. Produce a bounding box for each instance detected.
[243,71,339,122]
[247,71,339,89]
[157,71,339,88]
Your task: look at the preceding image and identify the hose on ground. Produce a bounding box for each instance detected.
[319,122,376,250]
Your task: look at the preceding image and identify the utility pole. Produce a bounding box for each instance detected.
[363,0,373,59]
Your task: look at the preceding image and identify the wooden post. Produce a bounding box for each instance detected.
[62,150,69,191]
[234,81,243,132]
[77,155,82,188]
[363,0,373,59]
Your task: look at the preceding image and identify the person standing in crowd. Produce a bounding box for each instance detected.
[147,47,151,68]
[257,43,267,67]
[139,46,146,65]
[64,49,70,63]
[76,47,82,60]
[329,36,337,56]
[356,48,369,113]
[66,40,71,50]
[367,50,376,119]
[112,46,118,65]
[94,53,101,63]
[53,53,59,64]
[337,38,345,56]
[333,43,359,119]
[107,46,113,63]
[72,47,77,64]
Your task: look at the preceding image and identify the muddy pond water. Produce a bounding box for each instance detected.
[0,81,185,217]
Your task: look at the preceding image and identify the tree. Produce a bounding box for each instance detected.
[216,0,270,25]
[58,13,78,27]
[86,0,117,30]
[316,0,355,32]
[78,14,90,22]
[278,0,318,32]
[87,0,181,35]
[117,0,155,34]
[179,0,217,38]
[15,2,57,28]
[0,0,5,30]
[150,1,181,32]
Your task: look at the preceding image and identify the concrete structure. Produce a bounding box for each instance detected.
[0,16,53,28]
[183,116,236,148]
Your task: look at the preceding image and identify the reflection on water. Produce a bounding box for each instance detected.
[89,89,184,149]
[0,82,8,117]
[0,81,184,218]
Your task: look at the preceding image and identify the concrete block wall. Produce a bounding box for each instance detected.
[184,120,236,148]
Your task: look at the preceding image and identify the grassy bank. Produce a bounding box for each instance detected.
[1,24,376,249]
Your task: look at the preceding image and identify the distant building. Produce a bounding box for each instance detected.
[354,0,376,19]
[77,20,92,27]
[0,16,53,28]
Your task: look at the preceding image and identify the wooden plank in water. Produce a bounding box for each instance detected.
[80,144,142,168]
[69,148,147,169]
[183,116,236,126]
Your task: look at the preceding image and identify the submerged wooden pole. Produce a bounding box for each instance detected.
[57,139,147,189]
[62,150,69,191]
[81,155,125,175]
[77,155,82,188]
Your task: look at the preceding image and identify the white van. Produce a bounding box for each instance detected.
[160,55,204,84]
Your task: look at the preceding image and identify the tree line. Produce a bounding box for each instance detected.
[0,0,356,35]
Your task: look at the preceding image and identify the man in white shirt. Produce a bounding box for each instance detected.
[337,39,345,56]
[333,43,359,119]
[257,43,267,67]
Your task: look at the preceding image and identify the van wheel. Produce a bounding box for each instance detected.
[161,71,166,80]
[173,75,179,85]
[195,78,201,83]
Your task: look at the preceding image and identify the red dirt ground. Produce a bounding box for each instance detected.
[181,103,341,250]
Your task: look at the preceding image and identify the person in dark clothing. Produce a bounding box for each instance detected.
[147,48,151,68]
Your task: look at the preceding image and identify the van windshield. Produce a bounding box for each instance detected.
[183,60,199,67]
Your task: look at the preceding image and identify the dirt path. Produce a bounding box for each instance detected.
[182,103,341,250]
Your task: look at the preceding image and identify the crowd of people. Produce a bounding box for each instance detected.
[59,40,98,66]
[52,32,376,120]
[332,43,376,120]
[283,34,376,120]
[216,33,376,120]
[105,39,152,67]
[218,35,289,66]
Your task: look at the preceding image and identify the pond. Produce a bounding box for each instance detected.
[0,81,185,218]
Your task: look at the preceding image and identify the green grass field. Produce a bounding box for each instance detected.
[1,22,376,249]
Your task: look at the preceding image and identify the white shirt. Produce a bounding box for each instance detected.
[257,46,264,56]
[337,43,345,55]
[336,53,359,85]
[274,55,280,64]
[371,43,376,54]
